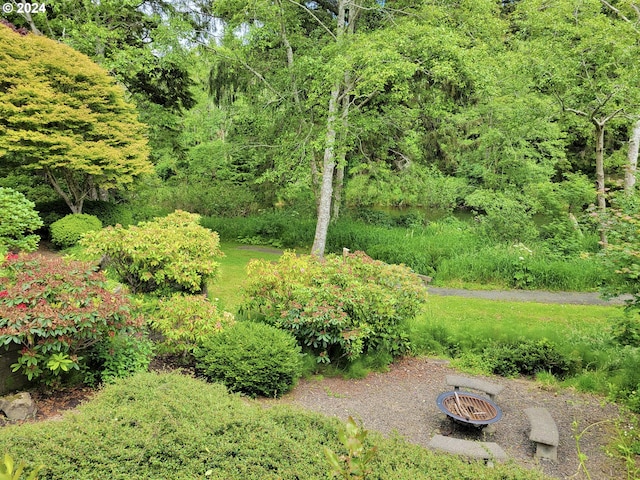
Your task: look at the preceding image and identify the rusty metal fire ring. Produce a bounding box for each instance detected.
[436,391,503,426]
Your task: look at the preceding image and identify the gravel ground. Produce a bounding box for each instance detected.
[429,287,631,306]
[260,357,626,479]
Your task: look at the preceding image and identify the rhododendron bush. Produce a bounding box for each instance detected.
[0,253,142,381]
[81,210,223,294]
[241,251,428,363]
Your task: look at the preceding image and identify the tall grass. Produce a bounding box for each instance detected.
[202,213,608,291]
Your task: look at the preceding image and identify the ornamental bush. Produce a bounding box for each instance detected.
[50,214,103,248]
[241,251,428,363]
[482,338,579,379]
[85,332,154,385]
[0,253,142,382]
[195,321,303,397]
[0,187,43,252]
[80,210,223,294]
[149,293,235,359]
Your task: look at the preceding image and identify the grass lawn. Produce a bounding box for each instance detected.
[415,296,616,344]
[207,243,285,312]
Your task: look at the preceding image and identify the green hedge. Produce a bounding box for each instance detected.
[195,321,303,397]
[49,214,102,248]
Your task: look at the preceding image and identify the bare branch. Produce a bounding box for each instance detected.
[600,0,640,35]
[564,107,588,117]
[592,88,621,118]
[602,107,625,124]
[286,0,336,40]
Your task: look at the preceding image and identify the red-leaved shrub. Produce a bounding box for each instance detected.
[0,253,142,382]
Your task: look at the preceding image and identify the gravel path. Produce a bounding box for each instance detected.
[429,287,631,306]
[260,357,625,479]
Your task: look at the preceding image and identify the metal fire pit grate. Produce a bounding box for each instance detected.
[436,391,503,426]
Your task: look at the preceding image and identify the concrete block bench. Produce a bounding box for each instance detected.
[428,434,507,465]
[446,375,505,401]
[524,407,559,461]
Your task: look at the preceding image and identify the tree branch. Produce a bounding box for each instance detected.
[600,0,640,35]
[601,107,625,125]
[286,0,336,40]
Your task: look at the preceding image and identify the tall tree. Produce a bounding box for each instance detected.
[0,24,152,213]
[512,0,640,243]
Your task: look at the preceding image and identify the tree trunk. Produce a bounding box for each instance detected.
[44,168,82,214]
[332,77,351,221]
[311,0,348,257]
[311,79,341,257]
[625,118,640,194]
[594,120,607,246]
[20,0,42,35]
[332,161,344,220]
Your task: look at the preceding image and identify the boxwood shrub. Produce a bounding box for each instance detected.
[50,214,102,248]
[195,321,303,397]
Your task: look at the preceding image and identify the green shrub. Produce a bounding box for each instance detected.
[80,210,223,294]
[0,372,547,479]
[466,189,539,244]
[149,293,235,358]
[0,187,43,252]
[50,214,102,248]
[195,321,303,397]
[482,338,579,378]
[85,332,154,385]
[0,453,43,480]
[83,200,134,227]
[0,253,142,383]
[241,251,427,363]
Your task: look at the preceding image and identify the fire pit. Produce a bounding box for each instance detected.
[436,391,502,428]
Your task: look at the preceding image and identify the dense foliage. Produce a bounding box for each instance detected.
[195,321,303,398]
[0,187,42,253]
[0,253,142,382]
[85,333,154,385]
[206,213,606,291]
[242,251,428,363]
[0,372,548,479]
[149,293,235,358]
[49,214,102,249]
[81,210,223,294]
[482,339,579,378]
[83,201,134,227]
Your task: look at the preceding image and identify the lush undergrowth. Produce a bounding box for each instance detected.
[201,212,607,291]
[0,372,548,480]
[409,296,640,413]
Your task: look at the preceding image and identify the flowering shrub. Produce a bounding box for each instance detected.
[241,251,428,363]
[149,293,235,359]
[0,187,43,253]
[0,253,142,382]
[80,210,223,294]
